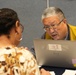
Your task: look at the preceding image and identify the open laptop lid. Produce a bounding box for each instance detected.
[34,39,76,69]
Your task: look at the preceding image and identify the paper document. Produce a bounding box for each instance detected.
[62,69,76,75]
[50,71,55,75]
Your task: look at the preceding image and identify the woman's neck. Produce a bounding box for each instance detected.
[0,35,14,47]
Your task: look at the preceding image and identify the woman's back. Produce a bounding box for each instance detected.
[0,46,40,75]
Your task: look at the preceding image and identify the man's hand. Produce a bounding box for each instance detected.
[40,68,51,75]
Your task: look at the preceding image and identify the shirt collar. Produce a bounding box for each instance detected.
[64,24,70,40]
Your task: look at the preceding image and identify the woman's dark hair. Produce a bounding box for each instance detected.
[0,8,19,35]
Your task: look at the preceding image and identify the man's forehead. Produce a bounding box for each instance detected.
[42,16,59,23]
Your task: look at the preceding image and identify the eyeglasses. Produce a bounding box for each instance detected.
[43,19,64,31]
[20,24,24,33]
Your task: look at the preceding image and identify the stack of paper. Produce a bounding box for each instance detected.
[62,69,76,75]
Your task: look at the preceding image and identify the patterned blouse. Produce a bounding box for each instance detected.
[0,46,40,75]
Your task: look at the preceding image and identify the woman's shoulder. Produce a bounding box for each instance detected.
[0,46,34,59]
[9,46,34,59]
[15,46,34,59]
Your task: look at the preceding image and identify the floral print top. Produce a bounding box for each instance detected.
[0,46,40,75]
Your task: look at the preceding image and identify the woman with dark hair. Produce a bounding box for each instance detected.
[0,8,50,75]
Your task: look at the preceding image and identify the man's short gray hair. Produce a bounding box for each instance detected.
[41,7,65,21]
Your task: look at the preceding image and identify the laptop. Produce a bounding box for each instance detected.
[34,39,76,69]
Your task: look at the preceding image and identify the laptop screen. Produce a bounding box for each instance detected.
[34,39,76,69]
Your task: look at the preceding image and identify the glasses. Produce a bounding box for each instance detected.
[20,24,24,33]
[43,19,64,31]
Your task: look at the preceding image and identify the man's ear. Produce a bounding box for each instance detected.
[15,20,20,33]
[63,19,67,24]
